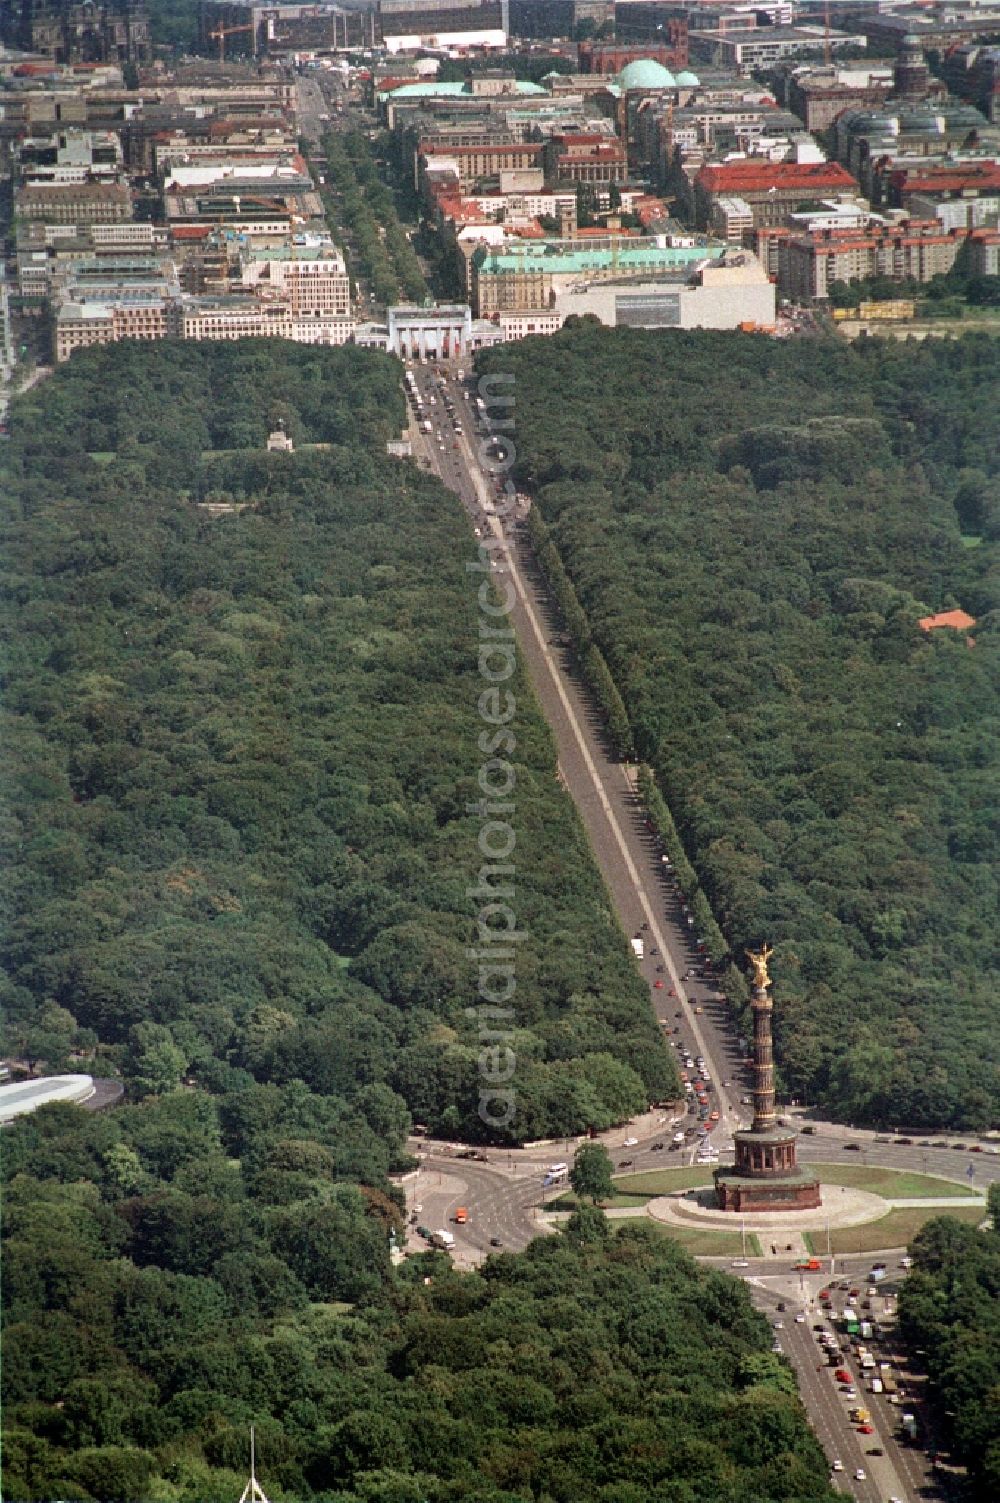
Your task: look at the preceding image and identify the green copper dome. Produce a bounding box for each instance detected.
[618,58,676,91]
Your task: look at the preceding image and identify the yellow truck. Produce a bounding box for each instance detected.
[849,1407,871,1425]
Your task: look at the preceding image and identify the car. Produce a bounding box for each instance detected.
[773,1319,784,1329]
[866,1446,883,1456]
[969,1144,983,1152]
[709,1110,720,1121]
[819,1288,830,1300]
[795,1313,806,1323]
[694,1006,703,1014]
[618,1159,633,1168]
[849,1288,860,1298]
[844,1142,861,1151]
[776,1301,786,1312]
[651,1141,665,1151]
[731,1258,750,1268]
[857,1424,874,1435]
[841,1386,857,1397]
[831,1459,843,1472]
[813,1323,826,1332]
[489,1236,503,1247]
[952,1142,968,1150]
[895,1136,913,1145]
[855,1468,866,1481]
[623,1136,639,1147]
[834,1370,851,1384]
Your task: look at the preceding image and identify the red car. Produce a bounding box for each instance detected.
[858,1424,875,1435]
[834,1370,851,1384]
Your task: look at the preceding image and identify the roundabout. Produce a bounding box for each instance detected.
[605,1162,986,1257]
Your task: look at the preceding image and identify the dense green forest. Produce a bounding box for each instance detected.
[477,325,1000,1130]
[898,1210,1000,1500]
[2,1118,839,1503]
[0,343,838,1501]
[1,339,674,1139]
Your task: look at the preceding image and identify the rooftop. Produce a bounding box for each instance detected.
[619,58,677,91]
[381,80,546,100]
[477,243,721,274]
[697,161,858,192]
[0,1074,95,1123]
[919,609,976,632]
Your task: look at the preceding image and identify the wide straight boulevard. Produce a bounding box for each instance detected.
[401,360,993,1503]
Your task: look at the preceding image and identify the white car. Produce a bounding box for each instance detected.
[623,1136,639,1147]
[795,1313,806,1323]
[854,1468,866,1481]
[731,1258,750,1268]
[773,1320,784,1329]
[831,1460,843,1472]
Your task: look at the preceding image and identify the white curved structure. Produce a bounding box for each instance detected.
[0,1073,95,1124]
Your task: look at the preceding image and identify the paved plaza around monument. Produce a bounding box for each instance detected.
[649,1181,887,1233]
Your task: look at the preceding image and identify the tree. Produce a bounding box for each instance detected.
[565,1204,611,1243]
[125,1023,187,1100]
[570,1142,614,1203]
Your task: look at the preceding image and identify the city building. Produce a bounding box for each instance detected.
[779,220,967,301]
[377,0,508,53]
[786,66,896,134]
[550,247,775,327]
[690,24,868,72]
[239,240,352,316]
[709,195,753,242]
[888,162,1000,218]
[543,131,627,184]
[694,158,859,229]
[0,0,150,63]
[14,179,133,224]
[471,237,724,315]
[0,1074,97,1124]
[417,139,546,192]
[578,35,688,75]
[714,948,821,1213]
[508,0,612,40]
[833,101,1000,204]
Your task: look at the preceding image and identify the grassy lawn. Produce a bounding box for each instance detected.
[633,1222,762,1257]
[548,1190,654,1210]
[87,452,115,466]
[824,1204,984,1254]
[612,1168,714,1197]
[806,1164,977,1199]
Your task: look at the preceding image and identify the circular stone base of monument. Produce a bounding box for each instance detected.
[647,1182,888,1234]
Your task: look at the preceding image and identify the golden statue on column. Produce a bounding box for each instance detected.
[746,942,773,991]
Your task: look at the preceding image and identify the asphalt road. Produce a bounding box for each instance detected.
[400,361,992,1501]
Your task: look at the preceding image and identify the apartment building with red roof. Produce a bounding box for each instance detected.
[694,159,860,228]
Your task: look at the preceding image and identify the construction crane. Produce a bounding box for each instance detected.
[207,21,254,63]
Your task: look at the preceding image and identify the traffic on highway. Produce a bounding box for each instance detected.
[393,355,995,1503]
